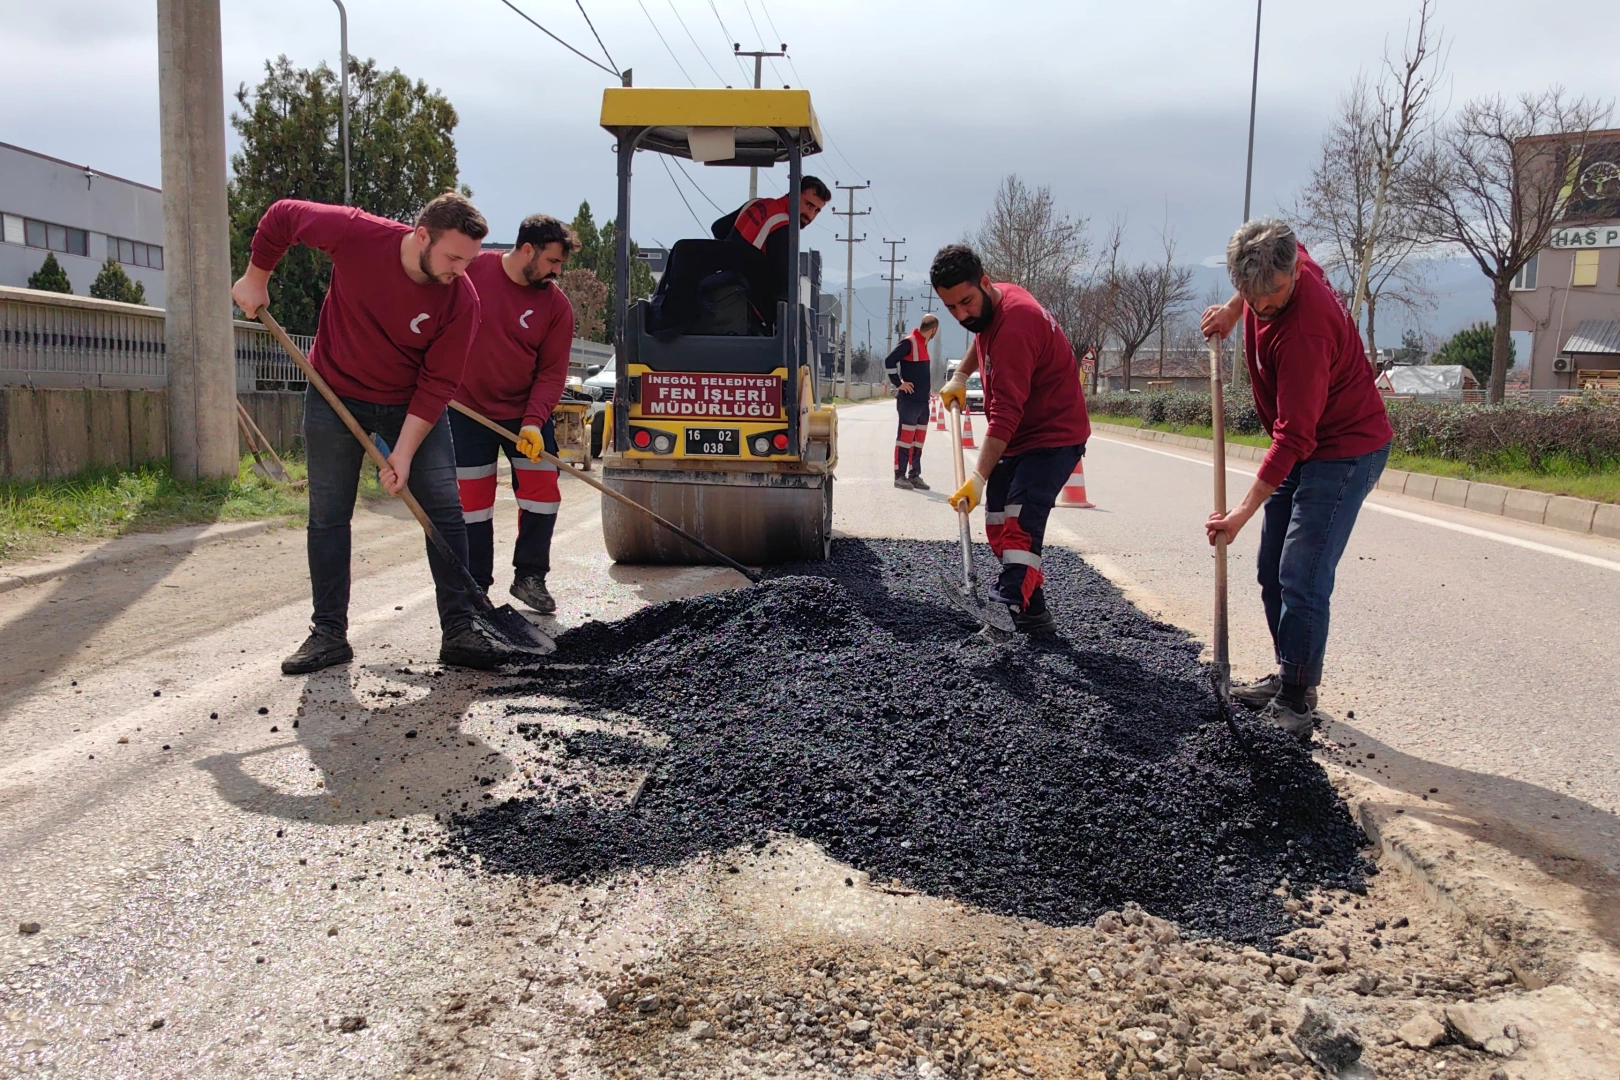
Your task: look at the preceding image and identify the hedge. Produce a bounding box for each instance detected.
[1087,391,1620,471]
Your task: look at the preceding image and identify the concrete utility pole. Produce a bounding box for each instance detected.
[157,0,237,481]
[895,295,911,342]
[1232,0,1263,394]
[881,237,906,354]
[332,0,350,205]
[735,44,787,201]
[833,182,869,395]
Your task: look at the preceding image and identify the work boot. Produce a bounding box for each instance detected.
[907,473,931,490]
[893,474,916,489]
[281,627,353,676]
[510,573,555,615]
[1010,589,1056,638]
[439,621,512,671]
[1232,673,1317,712]
[1258,697,1317,744]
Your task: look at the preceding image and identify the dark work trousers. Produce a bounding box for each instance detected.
[984,443,1085,611]
[448,410,560,590]
[1255,443,1389,688]
[893,392,930,477]
[302,386,477,638]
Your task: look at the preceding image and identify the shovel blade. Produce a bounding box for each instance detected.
[937,569,1016,636]
[479,603,557,656]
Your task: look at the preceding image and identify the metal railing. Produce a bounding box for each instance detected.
[0,286,603,392]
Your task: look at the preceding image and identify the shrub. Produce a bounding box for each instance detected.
[89,257,147,305]
[27,252,72,294]
[1086,390,1264,436]
[1386,399,1620,470]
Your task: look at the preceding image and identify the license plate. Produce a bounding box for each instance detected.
[684,427,739,456]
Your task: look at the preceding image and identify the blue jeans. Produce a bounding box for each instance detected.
[1255,443,1389,687]
[302,386,477,637]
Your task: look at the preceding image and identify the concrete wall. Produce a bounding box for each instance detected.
[0,387,303,482]
[0,142,167,307]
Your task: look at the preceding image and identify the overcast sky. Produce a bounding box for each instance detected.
[3,0,1616,301]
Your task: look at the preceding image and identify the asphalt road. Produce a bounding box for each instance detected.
[2,396,1618,1076]
[836,399,1620,913]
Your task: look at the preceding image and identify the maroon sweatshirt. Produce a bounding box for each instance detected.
[977,283,1091,455]
[453,251,576,429]
[249,200,479,423]
[1244,245,1392,487]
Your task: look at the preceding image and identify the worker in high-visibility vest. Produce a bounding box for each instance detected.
[711,176,831,306]
[884,314,939,490]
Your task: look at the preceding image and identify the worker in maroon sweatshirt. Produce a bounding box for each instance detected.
[934,244,1091,636]
[450,214,580,616]
[231,194,505,675]
[1202,218,1392,742]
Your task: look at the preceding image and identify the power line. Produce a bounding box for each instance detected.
[674,158,726,212]
[738,0,788,85]
[658,155,708,231]
[573,0,620,74]
[636,0,697,86]
[667,0,727,84]
[494,0,619,78]
[705,0,753,78]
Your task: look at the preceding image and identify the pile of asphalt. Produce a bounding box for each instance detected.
[450,539,1368,944]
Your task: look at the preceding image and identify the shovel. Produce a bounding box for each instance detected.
[447,401,763,584]
[236,400,292,484]
[939,401,1013,638]
[255,310,554,658]
[1208,336,1242,744]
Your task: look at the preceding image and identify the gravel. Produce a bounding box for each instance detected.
[449,539,1368,945]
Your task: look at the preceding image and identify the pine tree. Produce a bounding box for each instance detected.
[569,200,656,345]
[1433,322,1514,388]
[89,256,147,305]
[27,252,73,294]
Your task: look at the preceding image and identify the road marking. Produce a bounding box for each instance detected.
[1091,435,1620,575]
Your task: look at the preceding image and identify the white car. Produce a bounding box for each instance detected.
[966,372,985,413]
[585,361,615,457]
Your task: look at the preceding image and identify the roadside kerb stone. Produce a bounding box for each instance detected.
[1594,502,1620,540]
[1502,488,1551,525]
[1463,482,1510,516]
[1090,420,1616,539]
[1545,495,1598,534]
[0,518,289,594]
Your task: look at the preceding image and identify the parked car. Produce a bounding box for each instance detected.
[585,361,615,458]
[966,372,985,413]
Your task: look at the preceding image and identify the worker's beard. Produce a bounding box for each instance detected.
[958,286,995,334]
[418,242,456,285]
[523,262,559,289]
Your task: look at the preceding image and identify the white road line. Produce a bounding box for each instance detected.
[1091,435,1620,575]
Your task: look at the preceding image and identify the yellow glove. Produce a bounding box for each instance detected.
[515,425,545,463]
[938,375,969,413]
[948,471,986,513]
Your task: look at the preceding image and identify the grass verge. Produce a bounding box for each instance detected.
[0,455,316,565]
[1093,417,1620,503]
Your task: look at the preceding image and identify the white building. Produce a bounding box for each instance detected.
[0,141,167,307]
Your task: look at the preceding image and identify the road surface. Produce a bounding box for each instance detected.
[2,398,1617,1077]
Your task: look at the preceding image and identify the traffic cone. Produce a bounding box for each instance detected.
[933,397,947,431]
[1055,457,1095,508]
[960,411,977,450]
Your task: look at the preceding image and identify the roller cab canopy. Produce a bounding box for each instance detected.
[600,87,823,166]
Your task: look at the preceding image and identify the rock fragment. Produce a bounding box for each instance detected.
[1292,998,1363,1072]
[1396,1011,1447,1049]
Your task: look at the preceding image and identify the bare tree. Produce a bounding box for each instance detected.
[1405,89,1613,400]
[974,174,1090,299]
[557,268,607,343]
[1297,77,1434,358]
[1106,230,1195,392]
[1346,0,1445,329]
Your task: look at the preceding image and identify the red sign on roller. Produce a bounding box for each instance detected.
[639,372,783,419]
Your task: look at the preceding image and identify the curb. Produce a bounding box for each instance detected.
[0,518,291,595]
[1091,421,1619,540]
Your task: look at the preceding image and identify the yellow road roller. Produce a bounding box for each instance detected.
[598,87,838,566]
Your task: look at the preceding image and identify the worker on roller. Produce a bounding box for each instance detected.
[711,175,831,304]
[1201,219,1392,741]
[450,214,580,616]
[934,245,1091,636]
[232,194,509,674]
[885,313,939,489]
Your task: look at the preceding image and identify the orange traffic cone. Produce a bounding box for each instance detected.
[960,411,977,450]
[1055,457,1095,508]
[934,397,948,431]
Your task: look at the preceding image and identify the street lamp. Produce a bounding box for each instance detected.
[1241,0,1261,223]
[331,0,351,205]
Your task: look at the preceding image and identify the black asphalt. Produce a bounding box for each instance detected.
[448,539,1368,945]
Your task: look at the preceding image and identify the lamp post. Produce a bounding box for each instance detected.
[331,0,351,205]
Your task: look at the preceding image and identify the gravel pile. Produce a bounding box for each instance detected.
[451,539,1368,944]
